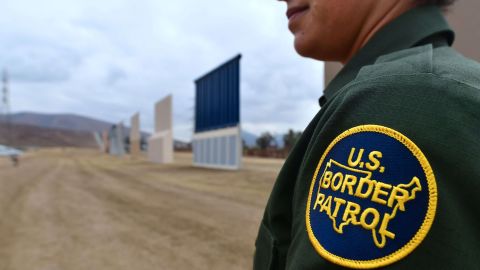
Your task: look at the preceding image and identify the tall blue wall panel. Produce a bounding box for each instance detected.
[195,55,241,133]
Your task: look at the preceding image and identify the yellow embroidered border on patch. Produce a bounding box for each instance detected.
[306,125,437,269]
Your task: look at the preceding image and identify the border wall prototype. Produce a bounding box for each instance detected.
[93,132,105,152]
[192,54,242,170]
[109,123,126,156]
[102,130,109,153]
[148,95,173,163]
[130,112,141,157]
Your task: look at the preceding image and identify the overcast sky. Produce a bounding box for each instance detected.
[0,0,324,141]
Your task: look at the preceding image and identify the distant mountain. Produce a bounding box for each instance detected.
[9,112,113,133]
[0,121,97,148]
[9,112,152,138]
[5,112,189,148]
[5,112,285,149]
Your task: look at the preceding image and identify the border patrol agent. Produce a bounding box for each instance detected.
[254,1,479,269]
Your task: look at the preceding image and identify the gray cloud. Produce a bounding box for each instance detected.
[1,0,324,141]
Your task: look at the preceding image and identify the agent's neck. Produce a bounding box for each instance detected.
[342,2,417,64]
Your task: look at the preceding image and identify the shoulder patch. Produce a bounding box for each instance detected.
[306,125,437,269]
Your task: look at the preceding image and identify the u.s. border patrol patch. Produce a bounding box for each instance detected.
[306,125,437,269]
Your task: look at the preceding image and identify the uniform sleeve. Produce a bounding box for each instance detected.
[284,74,480,269]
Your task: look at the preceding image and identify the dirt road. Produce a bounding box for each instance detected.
[0,149,282,270]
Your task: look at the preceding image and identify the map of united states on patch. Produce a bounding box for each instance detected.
[306,125,437,268]
[312,159,422,248]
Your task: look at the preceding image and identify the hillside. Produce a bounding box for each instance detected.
[9,112,113,133]
[2,112,291,149]
[0,121,97,148]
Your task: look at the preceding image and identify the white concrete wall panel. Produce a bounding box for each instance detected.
[148,130,173,164]
[192,126,242,170]
[154,95,172,133]
[148,95,173,164]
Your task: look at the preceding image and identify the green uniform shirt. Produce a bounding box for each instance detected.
[254,5,480,270]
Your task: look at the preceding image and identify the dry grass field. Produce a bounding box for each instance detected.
[0,149,283,270]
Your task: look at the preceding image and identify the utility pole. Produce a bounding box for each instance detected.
[1,69,11,145]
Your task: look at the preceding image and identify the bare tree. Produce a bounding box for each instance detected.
[283,129,302,151]
[256,132,274,150]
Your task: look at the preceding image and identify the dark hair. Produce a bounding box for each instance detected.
[417,0,456,7]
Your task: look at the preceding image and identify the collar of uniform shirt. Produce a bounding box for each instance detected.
[319,5,454,107]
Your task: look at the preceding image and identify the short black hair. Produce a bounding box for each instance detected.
[417,0,456,7]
